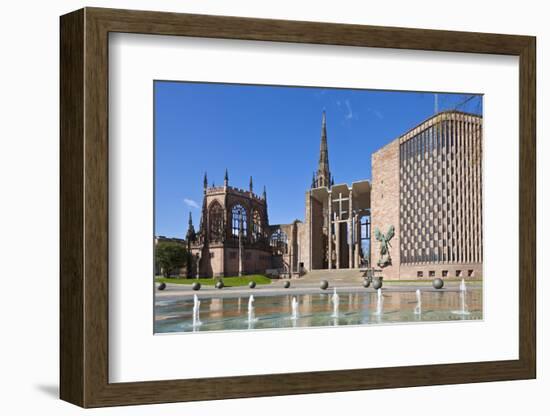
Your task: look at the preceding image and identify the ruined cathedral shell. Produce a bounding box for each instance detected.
[188,171,273,278]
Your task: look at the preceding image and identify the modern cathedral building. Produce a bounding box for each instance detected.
[184,110,483,280]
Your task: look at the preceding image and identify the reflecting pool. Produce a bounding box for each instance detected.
[155,288,482,334]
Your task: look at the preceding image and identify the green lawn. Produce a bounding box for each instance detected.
[155,274,272,287]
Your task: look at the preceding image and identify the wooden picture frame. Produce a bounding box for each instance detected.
[60,7,536,408]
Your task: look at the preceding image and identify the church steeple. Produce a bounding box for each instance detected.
[186,212,196,242]
[316,111,331,188]
[203,172,208,192]
[224,168,229,187]
[249,176,253,192]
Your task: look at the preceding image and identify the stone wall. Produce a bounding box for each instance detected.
[278,223,295,274]
[191,245,272,277]
[303,191,325,272]
[223,247,272,277]
[399,263,483,280]
[296,221,306,274]
[371,140,401,280]
[205,246,225,277]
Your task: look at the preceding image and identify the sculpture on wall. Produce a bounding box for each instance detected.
[374,225,395,268]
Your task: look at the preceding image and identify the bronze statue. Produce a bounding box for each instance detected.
[374,225,395,268]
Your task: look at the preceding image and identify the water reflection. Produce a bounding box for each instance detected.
[155,289,482,334]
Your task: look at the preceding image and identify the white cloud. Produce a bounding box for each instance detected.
[372,109,384,120]
[344,99,354,120]
[184,198,200,209]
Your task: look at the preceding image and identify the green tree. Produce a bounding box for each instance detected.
[155,242,188,277]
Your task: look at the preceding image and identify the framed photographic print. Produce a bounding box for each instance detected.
[60,7,536,408]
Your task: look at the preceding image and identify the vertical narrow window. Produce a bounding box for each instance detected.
[251,209,262,242]
[231,204,247,237]
[209,201,224,241]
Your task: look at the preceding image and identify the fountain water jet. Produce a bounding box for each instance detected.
[192,294,202,328]
[375,288,384,316]
[414,289,422,315]
[291,296,299,320]
[247,294,257,324]
[459,278,467,292]
[453,284,471,316]
[331,288,340,318]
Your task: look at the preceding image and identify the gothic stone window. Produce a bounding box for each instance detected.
[209,201,224,242]
[231,204,247,238]
[270,229,288,255]
[251,209,263,242]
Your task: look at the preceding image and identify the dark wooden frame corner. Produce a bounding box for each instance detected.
[60,7,536,408]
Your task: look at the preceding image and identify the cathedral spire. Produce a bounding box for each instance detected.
[224,168,229,187]
[316,111,331,188]
[311,171,316,189]
[203,171,208,192]
[186,211,196,242]
[262,185,267,200]
[249,176,253,192]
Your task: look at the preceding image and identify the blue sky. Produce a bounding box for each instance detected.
[155,81,482,238]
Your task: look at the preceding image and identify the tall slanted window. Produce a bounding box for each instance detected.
[251,209,262,242]
[209,201,224,241]
[270,229,288,255]
[231,204,247,237]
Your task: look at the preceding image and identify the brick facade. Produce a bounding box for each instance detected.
[372,111,483,280]
[371,140,401,280]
